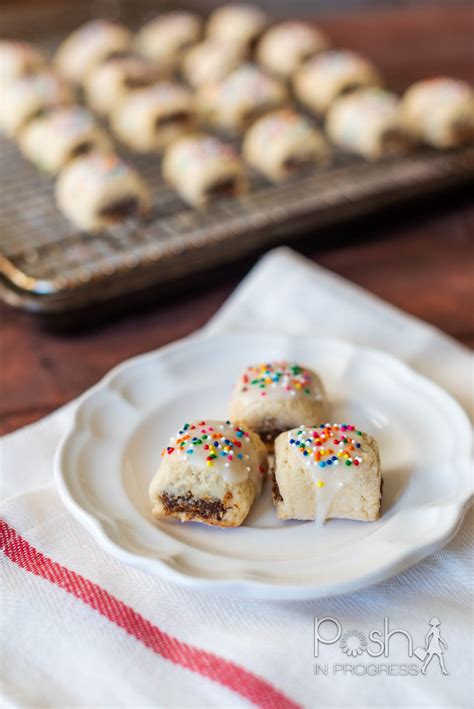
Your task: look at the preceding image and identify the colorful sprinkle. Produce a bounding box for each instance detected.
[162,420,252,469]
[240,361,315,397]
[288,424,364,472]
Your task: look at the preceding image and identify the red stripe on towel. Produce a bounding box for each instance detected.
[1,520,300,709]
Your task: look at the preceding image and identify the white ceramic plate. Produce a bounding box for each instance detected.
[55,333,472,600]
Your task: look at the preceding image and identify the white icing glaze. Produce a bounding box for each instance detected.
[287,423,372,524]
[331,89,400,149]
[407,78,472,119]
[306,50,372,80]
[161,420,265,488]
[204,64,285,111]
[237,361,324,404]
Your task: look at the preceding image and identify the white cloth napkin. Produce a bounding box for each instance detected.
[1,247,472,709]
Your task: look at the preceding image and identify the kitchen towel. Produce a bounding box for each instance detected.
[1,247,473,708]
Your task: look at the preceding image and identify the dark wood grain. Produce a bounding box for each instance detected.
[1,2,473,435]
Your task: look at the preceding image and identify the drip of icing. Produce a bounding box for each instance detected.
[238,361,323,402]
[161,420,265,488]
[287,423,369,524]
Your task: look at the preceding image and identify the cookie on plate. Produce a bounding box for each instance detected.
[181,39,245,89]
[20,106,111,174]
[149,420,268,527]
[273,423,382,523]
[84,54,161,116]
[400,77,474,148]
[196,63,288,134]
[135,11,202,72]
[55,152,150,232]
[256,21,329,80]
[111,82,196,153]
[326,88,412,160]
[162,133,247,207]
[243,108,327,181]
[229,362,327,449]
[294,50,381,115]
[0,40,48,83]
[0,71,74,137]
[206,4,267,52]
[54,20,132,85]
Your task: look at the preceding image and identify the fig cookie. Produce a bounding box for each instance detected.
[243,109,327,181]
[84,55,162,117]
[400,77,474,148]
[256,21,329,80]
[181,39,245,89]
[135,12,202,72]
[294,50,381,115]
[55,152,150,232]
[229,362,327,449]
[273,424,382,523]
[54,20,132,85]
[196,63,288,134]
[0,72,74,137]
[0,40,48,83]
[111,83,196,153]
[162,133,247,207]
[206,4,268,52]
[326,88,412,160]
[20,106,111,174]
[149,420,268,527]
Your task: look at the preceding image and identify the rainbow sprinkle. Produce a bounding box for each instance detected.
[288,424,364,470]
[240,362,314,398]
[162,420,260,470]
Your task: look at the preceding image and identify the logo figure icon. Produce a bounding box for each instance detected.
[415,617,449,675]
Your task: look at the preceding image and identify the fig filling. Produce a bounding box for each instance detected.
[123,74,155,89]
[241,105,269,128]
[380,128,411,155]
[337,81,364,99]
[205,176,238,198]
[451,119,474,144]
[155,111,191,128]
[271,471,283,503]
[161,491,226,521]
[99,197,139,222]
[68,140,94,159]
[104,49,131,62]
[283,155,312,173]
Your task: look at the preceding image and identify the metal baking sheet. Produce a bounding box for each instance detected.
[1,2,474,315]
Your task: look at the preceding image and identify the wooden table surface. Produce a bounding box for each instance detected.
[1,2,473,436]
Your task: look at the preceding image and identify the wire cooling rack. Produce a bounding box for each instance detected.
[1,1,474,315]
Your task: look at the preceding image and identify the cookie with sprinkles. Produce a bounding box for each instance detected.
[20,106,112,175]
[149,420,268,527]
[195,63,288,134]
[400,77,474,149]
[54,20,132,86]
[243,108,328,182]
[293,50,381,116]
[55,152,150,232]
[0,40,48,83]
[273,423,382,523]
[229,361,327,450]
[162,133,248,207]
[326,88,412,160]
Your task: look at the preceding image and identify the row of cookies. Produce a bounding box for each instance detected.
[149,362,382,528]
[0,39,322,220]
[0,41,153,231]
[49,10,474,158]
[55,16,473,176]
[2,13,473,229]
